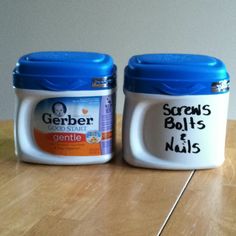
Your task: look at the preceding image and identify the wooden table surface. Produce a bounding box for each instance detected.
[0,116,235,236]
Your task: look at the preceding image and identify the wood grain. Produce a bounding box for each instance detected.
[0,116,192,236]
[162,120,236,236]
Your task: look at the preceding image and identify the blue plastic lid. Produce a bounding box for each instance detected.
[13,51,116,91]
[124,54,230,95]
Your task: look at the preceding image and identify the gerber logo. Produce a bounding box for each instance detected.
[52,102,67,117]
[41,102,94,126]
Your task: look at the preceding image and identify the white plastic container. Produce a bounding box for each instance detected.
[13,52,116,165]
[123,54,230,170]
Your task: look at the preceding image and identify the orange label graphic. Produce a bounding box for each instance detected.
[34,129,101,156]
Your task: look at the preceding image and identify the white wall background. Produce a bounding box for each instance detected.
[0,0,235,119]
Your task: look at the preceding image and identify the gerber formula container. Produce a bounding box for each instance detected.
[13,51,116,165]
[123,54,230,170]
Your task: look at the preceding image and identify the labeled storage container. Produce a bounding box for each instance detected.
[13,51,116,165]
[123,54,230,170]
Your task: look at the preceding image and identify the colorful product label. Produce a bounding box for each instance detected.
[33,95,114,156]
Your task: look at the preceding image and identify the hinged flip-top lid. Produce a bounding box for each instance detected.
[124,54,229,95]
[13,51,116,91]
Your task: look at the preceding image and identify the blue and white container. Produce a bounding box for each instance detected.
[13,51,116,165]
[123,54,230,170]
